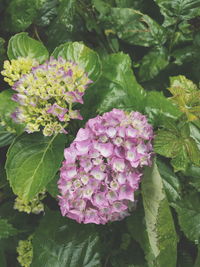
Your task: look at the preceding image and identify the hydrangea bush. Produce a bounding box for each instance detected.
[0,1,200,267]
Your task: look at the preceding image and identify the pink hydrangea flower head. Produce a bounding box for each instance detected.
[58,109,153,224]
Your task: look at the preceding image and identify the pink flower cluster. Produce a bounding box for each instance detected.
[58,109,153,224]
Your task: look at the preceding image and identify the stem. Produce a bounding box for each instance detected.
[34,26,42,42]
[168,19,180,53]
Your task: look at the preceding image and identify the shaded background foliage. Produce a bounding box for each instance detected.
[0,0,200,266]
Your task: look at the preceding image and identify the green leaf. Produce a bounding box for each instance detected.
[139,48,169,82]
[144,91,181,126]
[6,132,65,201]
[0,89,24,135]
[0,125,15,147]
[127,202,156,266]
[153,0,200,26]
[82,52,146,119]
[57,0,76,31]
[154,128,189,172]
[189,122,200,147]
[168,75,200,121]
[52,42,101,81]
[185,165,200,191]
[157,159,181,203]
[3,0,38,32]
[104,8,166,47]
[141,161,178,267]
[46,174,59,198]
[172,46,197,66]
[31,210,101,267]
[154,120,200,171]
[35,0,58,27]
[8,32,49,63]
[115,0,145,9]
[171,193,200,243]
[0,218,18,239]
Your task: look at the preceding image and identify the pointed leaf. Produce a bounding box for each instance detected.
[157,159,181,203]
[82,52,146,119]
[139,48,169,82]
[8,32,49,63]
[31,210,101,267]
[171,193,200,243]
[0,218,18,239]
[0,125,15,147]
[141,161,177,267]
[144,91,181,126]
[6,133,65,201]
[104,8,166,47]
[153,0,200,26]
[52,42,101,81]
[127,202,157,266]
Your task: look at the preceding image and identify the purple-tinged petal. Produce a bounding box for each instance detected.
[110,157,125,172]
[84,208,100,224]
[91,167,106,181]
[64,147,77,164]
[118,184,134,201]
[75,140,91,155]
[74,128,91,142]
[106,127,117,138]
[94,142,114,157]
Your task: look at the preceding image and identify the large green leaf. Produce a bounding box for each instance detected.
[115,0,145,9]
[57,0,76,30]
[35,0,58,27]
[52,42,101,81]
[46,174,59,198]
[144,91,181,126]
[127,202,156,266]
[139,48,169,82]
[157,159,181,203]
[0,218,18,240]
[0,125,15,147]
[172,193,200,243]
[0,89,24,135]
[3,0,39,32]
[185,165,200,192]
[172,46,198,66]
[31,210,101,267]
[104,8,166,47]
[82,52,146,119]
[154,120,200,172]
[168,75,200,121]
[6,132,65,201]
[141,161,177,267]
[153,0,200,26]
[8,32,49,63]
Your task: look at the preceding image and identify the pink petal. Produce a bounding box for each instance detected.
[94,142,114,157]
[111,157,125,172]
[118,184,134,201]
[84,208,100,224]
[74,128,91,142]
